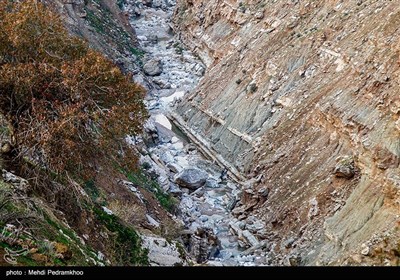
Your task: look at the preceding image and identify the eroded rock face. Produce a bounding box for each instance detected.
[182,227,221,263]
[172,0,400,265]
[142,236,189,266]
[47,0,140,74]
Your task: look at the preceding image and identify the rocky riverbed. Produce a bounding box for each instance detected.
[122,0,267,266]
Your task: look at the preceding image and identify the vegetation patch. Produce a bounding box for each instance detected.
[0,179,99,266]
[84,0,144,61]
[0,0,148,177]
[126,169,177,212]
[84,179,101,202]
[93,206,149,265]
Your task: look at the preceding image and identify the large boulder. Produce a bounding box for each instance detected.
[174,168,208,190]
[143,59,163,76]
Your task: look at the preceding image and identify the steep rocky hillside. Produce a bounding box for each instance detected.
[173,0,400,265]
[45,0,141,72]
[0,0,184,267]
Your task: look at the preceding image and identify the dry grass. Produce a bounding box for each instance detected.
[108,199,145,224]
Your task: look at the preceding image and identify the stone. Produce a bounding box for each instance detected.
[144,118,157,133]
[174,168,208,190]
[240,240,268,256]
[142,236,187,266]
[137,35,148,42]
[238,214,247,221]
[361,243,370,256]
[199,215,209,222]
[142,0,153,8]
[308,198,319,219]
[175,156,189,168]
[258,187,269,198]
[97,251,105,261]
[334,156,355,179]
[232,205,246,216]
[194,64,205,76]
[191,187,205,198]
[167,163,182,173]
[288,254,301,266]
[153,79,171,89]
[205,178,220,188]
[158,174,170,191]
[146,214,160,228]
[148,34,158,44]
[171,136,180,144]
[229,220,242,235]
[119,180,145,203]
[154,122,174,144]
[246,220,265,233]
[154,113,172,130]
[160,150,174,164]
[171,141,184,150]
[169,184,183,197]
[254,11,264,20]
[373,146,399,170]
[133,7,142,16]
[242,230,259,247]
[102,206,113,215]
[2,170,30,194]
[334,164,355,179]
[182,227,221,263]
[133,73,148,89]
[143,59,163,76]
[283,237,296,248]
[209,246,220,259]
[238,240,248,248]
[180,195,194,209]
[206,260,225,266]
[227,197,238,211]
[254,255,266,265]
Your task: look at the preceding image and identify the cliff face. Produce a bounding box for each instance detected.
[47,0,140,72]
[173,0,400,265]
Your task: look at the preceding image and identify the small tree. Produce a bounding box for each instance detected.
[0,0,148,177]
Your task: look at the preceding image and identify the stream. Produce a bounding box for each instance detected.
[123,0,263,266]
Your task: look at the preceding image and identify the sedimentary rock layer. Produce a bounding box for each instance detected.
[173,0,400,265]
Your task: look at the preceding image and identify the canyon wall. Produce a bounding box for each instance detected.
[47,0,140,72]
[173,0,400,265]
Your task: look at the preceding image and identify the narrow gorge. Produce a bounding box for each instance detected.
[124,0,263,265]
